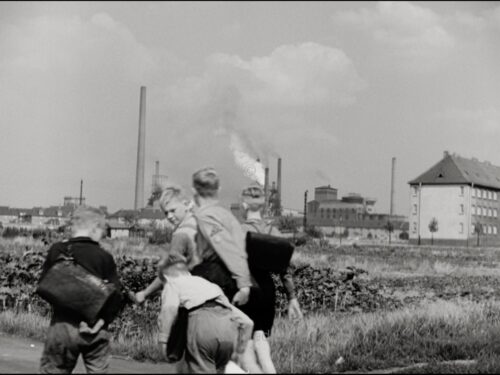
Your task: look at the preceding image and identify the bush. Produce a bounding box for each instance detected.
[148,227,173,245]
[400,231,409,240]
[305,225,323,239]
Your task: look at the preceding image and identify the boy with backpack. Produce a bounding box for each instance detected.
[38,206,123,374]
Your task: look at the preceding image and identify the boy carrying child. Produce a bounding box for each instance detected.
[157,252,254,374]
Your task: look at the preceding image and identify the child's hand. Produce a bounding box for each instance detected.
[79,319,105,335]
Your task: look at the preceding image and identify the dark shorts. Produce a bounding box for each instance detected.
[39,321,111,374]
[240,270,276,337]
[191,259,238,301]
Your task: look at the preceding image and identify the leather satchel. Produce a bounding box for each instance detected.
[36,244,116,325]
[245,231,295,273]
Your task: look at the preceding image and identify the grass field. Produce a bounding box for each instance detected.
[3,237,500,372]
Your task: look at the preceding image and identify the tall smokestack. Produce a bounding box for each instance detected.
[134,86,146,210]
[277,158,282,214]
[390,157,396,216]
[155,160,159,177]
[264,166,269,209]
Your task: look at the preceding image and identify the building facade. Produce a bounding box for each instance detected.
[306,185,408,240]
[409,151,500,246]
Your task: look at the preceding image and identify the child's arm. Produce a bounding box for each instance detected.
[79,319,105,335]
[157,283,180,350]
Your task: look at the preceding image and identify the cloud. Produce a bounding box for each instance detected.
[158,42,364,169]
[164,42,366,112]
[437,107,500,134]
[332,1,455,71]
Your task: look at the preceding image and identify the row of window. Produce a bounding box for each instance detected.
[472,188,498,200]
[411,186,498,200]
[472,205,498,217]
[412,203,499,217]
[411,222,498,235]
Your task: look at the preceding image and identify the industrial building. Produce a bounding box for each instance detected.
[306,185,408,240]
[409,151,500,246]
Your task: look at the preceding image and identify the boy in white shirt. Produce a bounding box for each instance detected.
[158,252,253,374]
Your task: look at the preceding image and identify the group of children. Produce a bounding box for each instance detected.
[38,167,303,374]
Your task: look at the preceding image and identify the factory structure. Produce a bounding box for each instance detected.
[305,185,408,240]
[409,151,500,246]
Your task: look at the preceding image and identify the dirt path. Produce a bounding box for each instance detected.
[0,333,176,373]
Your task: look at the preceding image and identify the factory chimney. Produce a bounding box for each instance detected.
[390,157,396,216]
[134,86,146,210]
[277,158,282,214]
[264,166,269,210]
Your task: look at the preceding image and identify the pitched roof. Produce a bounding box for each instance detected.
[409,152,500,189]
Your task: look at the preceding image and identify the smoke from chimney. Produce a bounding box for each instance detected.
[134,86,146,210]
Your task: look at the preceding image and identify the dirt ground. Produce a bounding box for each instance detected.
[0,332,176,373]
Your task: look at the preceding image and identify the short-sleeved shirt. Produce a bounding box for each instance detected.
[194,202,252,290]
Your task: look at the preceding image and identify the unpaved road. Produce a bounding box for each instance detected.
[0,333,176,373]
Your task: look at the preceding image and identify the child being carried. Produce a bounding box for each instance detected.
[158,252,253,374]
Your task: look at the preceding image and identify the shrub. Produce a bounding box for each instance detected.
[148,227,173,245]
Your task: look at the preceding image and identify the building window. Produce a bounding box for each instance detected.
[413,186,418,196]
[472,188,476,198]
[460,186,464,196]
[326,208,331,218]
[483,225,487,234]
[413,204,417,215]
[494,226,498,235]
[460,204,464,215]
[489,208,493,217]
[478,207,482,216]
[488,225,492,234]
[459,223,464,234]
[495,209,498,218]
[494,192,498,200]
[320,208,324,218]
[472,205,476,215]
[412,222,417,233]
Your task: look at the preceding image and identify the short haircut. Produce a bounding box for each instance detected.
[71,206,106,231]
[192,167,219,198]
[242,183,265,211]
[159,252,189,275]
[158,184,188,211]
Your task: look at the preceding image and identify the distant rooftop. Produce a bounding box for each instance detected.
[409,151,500,189]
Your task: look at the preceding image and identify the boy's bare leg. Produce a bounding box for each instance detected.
[253,331,276,374]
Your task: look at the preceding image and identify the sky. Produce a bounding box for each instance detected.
[1,1,499,214]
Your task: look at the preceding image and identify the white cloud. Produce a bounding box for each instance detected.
[438,107,500,134]
[0,13,162,82]
[332,1,455,70]
[164,42,366,111]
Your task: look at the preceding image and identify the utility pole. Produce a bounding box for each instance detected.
[79,179,83,206]
[303,190,308,230]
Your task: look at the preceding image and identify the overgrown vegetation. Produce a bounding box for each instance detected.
[3,238,500,372]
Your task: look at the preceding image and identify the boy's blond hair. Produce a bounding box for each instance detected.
[70,206,106,232]
[158,252,189,278]
[192,167,219,198]
[158,184,189,211]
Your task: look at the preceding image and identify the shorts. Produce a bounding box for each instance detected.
[39,321,111,374]
[240,270,276,337]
